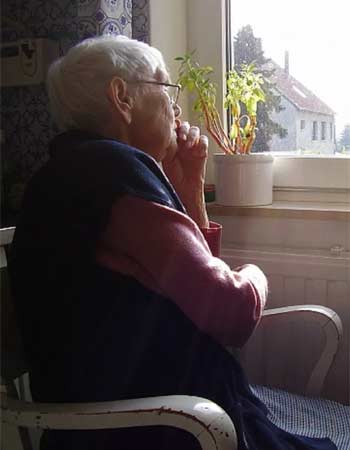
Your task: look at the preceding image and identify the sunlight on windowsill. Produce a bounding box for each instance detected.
[272,152,350,158]
[207,199,350,221]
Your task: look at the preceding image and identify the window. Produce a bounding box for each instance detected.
[230,0,348,156]
[150,0,350,192]
[225,0,350,193]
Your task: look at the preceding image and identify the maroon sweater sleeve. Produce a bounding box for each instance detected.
[96,195,267,348]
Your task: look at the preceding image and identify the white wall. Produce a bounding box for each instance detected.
[148,0,189,120]
[186,0,227,183]
[149,0,227,184]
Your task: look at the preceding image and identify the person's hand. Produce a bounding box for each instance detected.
[162,120,209,228]
[162,120,208,201]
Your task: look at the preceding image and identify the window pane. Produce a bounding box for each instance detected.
[230,0,349,155]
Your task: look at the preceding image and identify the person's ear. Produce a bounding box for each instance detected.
[106,77,134,125]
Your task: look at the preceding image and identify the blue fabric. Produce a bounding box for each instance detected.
[252,385,349,450]
[9,131,339,450]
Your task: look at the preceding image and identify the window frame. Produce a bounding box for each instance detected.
[149,0,350,193]
[225,0,350,192]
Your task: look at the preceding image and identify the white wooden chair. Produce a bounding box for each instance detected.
[0,226,343,450]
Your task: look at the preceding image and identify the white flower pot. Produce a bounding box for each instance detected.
[213,153,274,206]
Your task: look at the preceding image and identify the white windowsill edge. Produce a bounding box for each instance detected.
[207,199,350,221]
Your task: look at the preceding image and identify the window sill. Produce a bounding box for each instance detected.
[207,200,350,221]
[273,154,350,190]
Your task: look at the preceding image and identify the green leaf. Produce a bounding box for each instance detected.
[229,123,238,140]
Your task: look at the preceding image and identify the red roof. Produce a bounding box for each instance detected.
[265,61,335,116]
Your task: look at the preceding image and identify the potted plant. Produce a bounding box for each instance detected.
[175,53,274,206]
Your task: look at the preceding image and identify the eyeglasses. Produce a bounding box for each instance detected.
[127,80,181,105]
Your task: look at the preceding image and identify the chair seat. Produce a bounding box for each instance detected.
[252,385,350,450]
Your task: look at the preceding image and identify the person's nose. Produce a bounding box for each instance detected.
[173,103,182,118]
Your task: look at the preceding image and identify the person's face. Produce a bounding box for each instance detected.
[128,70,181,162]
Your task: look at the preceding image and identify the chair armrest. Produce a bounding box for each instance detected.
[261,305,343,396]
[1,394,237,450]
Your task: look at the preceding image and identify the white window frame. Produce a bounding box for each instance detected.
[149,0,350,195]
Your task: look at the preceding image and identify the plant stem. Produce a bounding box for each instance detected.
[212,107,235,154]
[200,95,233,154]
[235,119,243,154]
[244,116,257,154]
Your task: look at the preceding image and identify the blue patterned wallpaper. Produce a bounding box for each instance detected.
[1,0,149,226]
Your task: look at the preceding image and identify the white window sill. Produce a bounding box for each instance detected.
[273,154,350,190]
[207,198,350,221]
[207,155,350,221]
[207,198,349,260]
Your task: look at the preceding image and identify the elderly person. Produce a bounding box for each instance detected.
[9,35,336,450]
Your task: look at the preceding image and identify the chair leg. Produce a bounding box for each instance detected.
[5,380,33,450]
[18,428,33,450]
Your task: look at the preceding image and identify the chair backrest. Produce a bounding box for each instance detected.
[1,227,35,450]
[0,227,28,386]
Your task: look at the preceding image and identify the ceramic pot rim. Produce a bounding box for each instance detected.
[213,153,274,163]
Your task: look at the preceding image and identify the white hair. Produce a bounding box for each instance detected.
[47,34,168,132]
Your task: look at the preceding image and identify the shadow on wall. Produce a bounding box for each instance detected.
[1,0,150,227]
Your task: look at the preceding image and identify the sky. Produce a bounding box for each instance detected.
[231,0,349,139]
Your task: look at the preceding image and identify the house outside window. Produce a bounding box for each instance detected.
[312,121,318,140]
[300,120,305,130]
[321,121,326,140]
